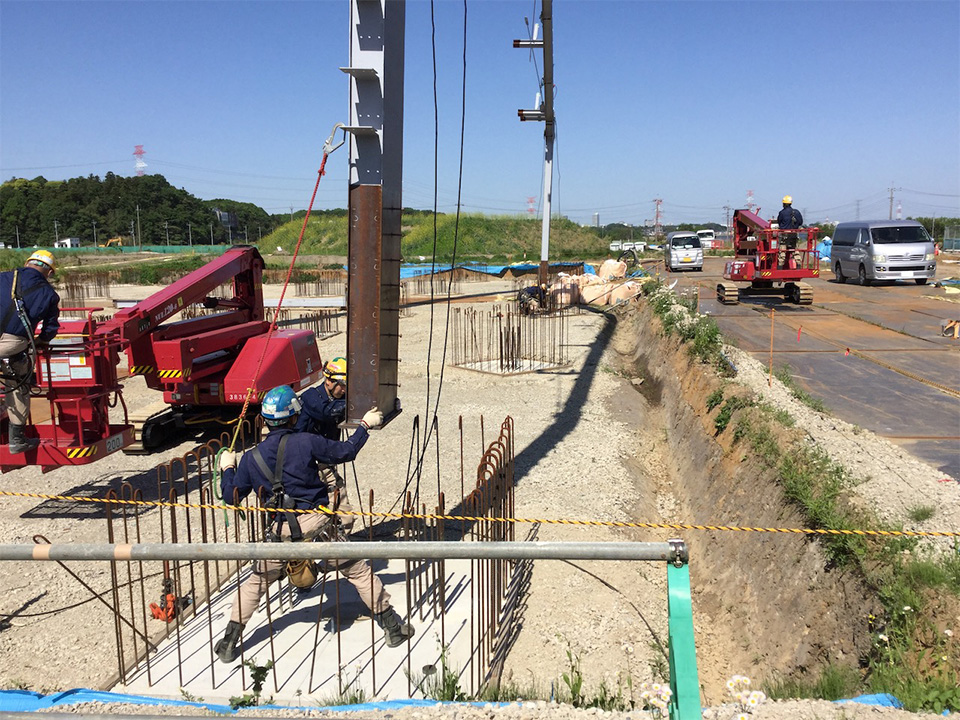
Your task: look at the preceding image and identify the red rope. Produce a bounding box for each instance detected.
[228,153,330,450]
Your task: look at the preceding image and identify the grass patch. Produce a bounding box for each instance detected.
[906,505,935,523]
[765,663,861,701]
[643,279,723,367]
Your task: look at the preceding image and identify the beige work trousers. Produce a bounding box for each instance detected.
[228,510,390,625]
[321,465,356,534]
[0,334,32,425]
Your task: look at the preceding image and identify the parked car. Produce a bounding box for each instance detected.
[665,232,703,271]
[696,229,715,249]
[830,220,936,286]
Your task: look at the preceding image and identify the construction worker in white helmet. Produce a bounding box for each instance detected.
[0,250,60,454]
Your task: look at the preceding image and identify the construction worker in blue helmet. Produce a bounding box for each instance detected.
[215,385,414,663]
[0,250,60,454]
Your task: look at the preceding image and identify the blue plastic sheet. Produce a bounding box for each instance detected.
[816,238,832,259]
[835,692,903,708]
[0,689,506,714]
[398,262,590,280]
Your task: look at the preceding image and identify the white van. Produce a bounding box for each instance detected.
[665,232,703,271]
[696,229,715,249]
[830,220,936,285]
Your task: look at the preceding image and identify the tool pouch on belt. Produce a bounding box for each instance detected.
[283,559,318,588]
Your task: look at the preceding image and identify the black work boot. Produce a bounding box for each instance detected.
[374,608,415,648]
[8,424,39,454]
[215,621,243,663]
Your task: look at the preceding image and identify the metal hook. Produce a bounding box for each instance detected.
[323,122,347,155]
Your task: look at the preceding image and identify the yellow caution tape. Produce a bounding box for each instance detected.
[0,490,956,537]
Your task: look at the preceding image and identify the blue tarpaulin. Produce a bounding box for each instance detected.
[816,237,832,259]
[3,688,947,714]
[0,689,501,714]
[398,262,593,280]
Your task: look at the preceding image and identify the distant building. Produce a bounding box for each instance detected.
[54,237,81,248]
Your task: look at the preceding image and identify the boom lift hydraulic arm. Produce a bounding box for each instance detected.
[0,246,322,471]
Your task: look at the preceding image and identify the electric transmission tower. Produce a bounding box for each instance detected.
[133,145,147,176]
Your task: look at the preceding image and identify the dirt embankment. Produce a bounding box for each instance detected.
[607,305,879,698]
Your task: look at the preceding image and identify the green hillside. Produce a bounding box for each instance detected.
[261,211,606,263]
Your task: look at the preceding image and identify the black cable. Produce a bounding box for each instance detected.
[429,0,468,425]
[422,0,440,437]
[399,0,470,513]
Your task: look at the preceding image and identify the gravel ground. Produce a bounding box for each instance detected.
[0,280,953,720]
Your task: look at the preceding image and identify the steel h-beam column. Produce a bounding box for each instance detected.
[343,0,404,427]
[515,0,555,288]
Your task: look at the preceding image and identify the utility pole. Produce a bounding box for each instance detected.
[92,221,98,247]
[53,219,59,244]
[515,0,555,288]
[164,221,170,246]
[130,220,135,245]
[210,224,214,245]
[15,226,20,249]
[888,183,901,220]
[188,222,192,246]
[244,225,248,243]
[136,204,142,249]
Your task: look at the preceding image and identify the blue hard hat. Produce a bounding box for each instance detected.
[261,385,302,425]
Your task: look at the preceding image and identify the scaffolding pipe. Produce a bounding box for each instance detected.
[1,540,685,564]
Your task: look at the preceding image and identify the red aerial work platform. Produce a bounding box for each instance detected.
[0,246,321,471]
[717,209,820,305]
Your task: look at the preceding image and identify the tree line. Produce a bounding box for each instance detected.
[0,173,294,248]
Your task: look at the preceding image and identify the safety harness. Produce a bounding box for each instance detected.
[0,269,43,393]
[247,433,303,542]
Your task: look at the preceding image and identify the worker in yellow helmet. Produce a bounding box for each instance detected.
[295,356,357,532]
[777,195,804,230]
[0,250,60,453]
[296,356,347,438]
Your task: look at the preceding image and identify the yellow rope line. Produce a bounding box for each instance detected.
[0,489,957,538]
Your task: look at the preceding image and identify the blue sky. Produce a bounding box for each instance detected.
[1,0,958,226]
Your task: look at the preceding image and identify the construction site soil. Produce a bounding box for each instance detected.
[1,279,956,720]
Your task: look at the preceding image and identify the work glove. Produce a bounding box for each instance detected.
[361,408,383,430]
[219,450,238,472]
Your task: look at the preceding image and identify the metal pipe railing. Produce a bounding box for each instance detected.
[1,540,684,563]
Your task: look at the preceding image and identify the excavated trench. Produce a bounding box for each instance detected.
[608,304,878,700]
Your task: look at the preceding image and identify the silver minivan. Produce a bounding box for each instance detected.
[665,231,703,271]
[831,220,936,286]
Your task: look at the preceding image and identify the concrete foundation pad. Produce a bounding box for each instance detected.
[116,558,482,706]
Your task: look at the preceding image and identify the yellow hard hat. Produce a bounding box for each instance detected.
[27,250,56,271]
[323,356,347,385]
[782,195,793,205]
